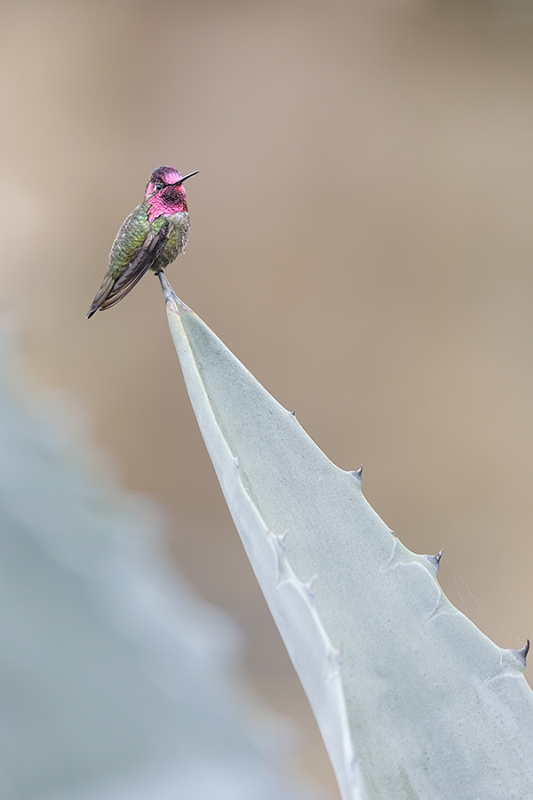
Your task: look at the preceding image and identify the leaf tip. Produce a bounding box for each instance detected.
[158,272,194,315]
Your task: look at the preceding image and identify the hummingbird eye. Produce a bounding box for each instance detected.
[154,182,164,191]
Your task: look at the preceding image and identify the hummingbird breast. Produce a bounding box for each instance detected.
[151,211,190,273]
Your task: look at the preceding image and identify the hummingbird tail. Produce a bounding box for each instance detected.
[87,275,115,319]
[86,221,170,319]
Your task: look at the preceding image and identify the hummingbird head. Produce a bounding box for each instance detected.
[145,166,199,222]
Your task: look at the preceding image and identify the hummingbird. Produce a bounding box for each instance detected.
[87,166,199,318]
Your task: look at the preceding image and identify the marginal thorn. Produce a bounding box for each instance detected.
[275,530,289,550]
[350,466,363,482]
[325,646,342,680]
[303,574,318,601]
[511,639,530,668]
[269,530,292,587]
[290,410,296,417]
[426,548,444,571]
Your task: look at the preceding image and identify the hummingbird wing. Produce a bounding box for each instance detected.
[86,221,169,318]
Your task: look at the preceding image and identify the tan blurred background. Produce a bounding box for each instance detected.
[2,0,533,794]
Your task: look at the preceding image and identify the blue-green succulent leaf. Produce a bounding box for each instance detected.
[161,274,533,800]
[0,322,320,800]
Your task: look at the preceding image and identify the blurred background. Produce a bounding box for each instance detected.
[2,0,533,794]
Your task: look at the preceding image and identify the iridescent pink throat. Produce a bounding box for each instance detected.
[146,185,188,222]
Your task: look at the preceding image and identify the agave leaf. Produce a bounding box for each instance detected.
[161,274,533,800]
[0,325,319,800]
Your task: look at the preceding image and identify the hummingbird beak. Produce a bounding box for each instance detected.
[177,170,199,184]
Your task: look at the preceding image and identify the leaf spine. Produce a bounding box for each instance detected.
[268,530,292,587]
[325,645,343,680]
[425,548,444,571]
[303,574,318,602]
[275,529,289,550]
[511,639,530,668]
[350,466,363,482]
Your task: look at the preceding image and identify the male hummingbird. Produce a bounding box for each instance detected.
[87,166,198,318]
